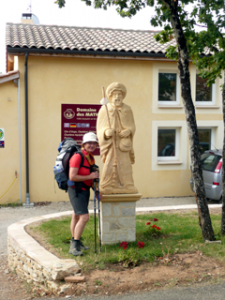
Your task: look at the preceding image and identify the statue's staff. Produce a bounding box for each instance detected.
[100,87,123,186]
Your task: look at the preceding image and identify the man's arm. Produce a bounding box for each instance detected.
[69,167,99,182]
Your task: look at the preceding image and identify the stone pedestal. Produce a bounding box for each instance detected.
[100,193,142,245]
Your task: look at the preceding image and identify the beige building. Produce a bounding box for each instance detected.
[0,18,223,204]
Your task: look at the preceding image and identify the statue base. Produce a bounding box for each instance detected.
[100,193,142,245]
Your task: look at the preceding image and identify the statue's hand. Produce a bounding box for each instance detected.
[105,128,114,138]
[119,129,131,138]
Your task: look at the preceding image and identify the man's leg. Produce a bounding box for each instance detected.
[69,212,80,254]
[70,214,89,255]
[74,213,89,240]
[70,211,79,238]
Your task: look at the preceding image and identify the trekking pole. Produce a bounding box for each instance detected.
[94,182,97,253]
[97,180,102,252]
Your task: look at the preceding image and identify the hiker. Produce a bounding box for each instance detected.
[68,132,99,256]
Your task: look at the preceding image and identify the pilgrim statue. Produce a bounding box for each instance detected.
[97,82,138,194]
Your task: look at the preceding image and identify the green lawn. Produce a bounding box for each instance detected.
[31,211,225,270]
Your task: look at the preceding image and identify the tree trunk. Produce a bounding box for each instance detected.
[163,0,215,240]
[221,71,225,234]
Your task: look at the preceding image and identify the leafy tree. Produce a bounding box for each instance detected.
[187,0,225,234]
[156,0,225,234]
[55,0,216,240]
[55,0,66,8]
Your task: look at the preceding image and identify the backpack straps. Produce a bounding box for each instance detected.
[74,152,91,195]
[78,152,91,170]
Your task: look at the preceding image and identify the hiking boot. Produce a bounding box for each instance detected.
[69,239,75,254]
[79,240,89,250]
[69,240,83,256]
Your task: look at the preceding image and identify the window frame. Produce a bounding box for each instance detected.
[158,71,180,106]
[195,73,216,106]
[157,128,179,161]
[197,127,216,151]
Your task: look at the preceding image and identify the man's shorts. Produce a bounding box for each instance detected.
[68,187,90,215]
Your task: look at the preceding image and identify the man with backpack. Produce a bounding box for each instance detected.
[67,132,99,256]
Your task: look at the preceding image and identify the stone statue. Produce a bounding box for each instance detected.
[97,82,138,194]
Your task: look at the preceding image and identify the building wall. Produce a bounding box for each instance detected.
[0,80,20,203]
[1,54,223,203]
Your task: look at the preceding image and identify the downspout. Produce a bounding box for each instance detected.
[17,78,22,203]
[24,52,30,205]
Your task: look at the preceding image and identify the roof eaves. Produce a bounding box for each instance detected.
[7,46,167,58]
[0,70,20,84]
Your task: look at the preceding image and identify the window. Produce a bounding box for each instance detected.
[152,121,187,170]
[158,129,179,160]
[158,72,180,105]
[196,74,215,105]
[198,129,211,154]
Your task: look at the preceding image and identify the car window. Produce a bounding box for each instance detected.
[201,153,221,172]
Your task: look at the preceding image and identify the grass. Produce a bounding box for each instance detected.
[32,211,225,270]
[0,201,22,208]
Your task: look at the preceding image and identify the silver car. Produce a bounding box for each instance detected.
[190,149,222,202]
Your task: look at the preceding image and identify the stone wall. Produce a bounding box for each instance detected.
[7,211,80,294]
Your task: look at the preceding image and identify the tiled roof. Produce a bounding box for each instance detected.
[6,23,176,56]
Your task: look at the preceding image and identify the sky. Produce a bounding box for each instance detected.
[0,0,161,74]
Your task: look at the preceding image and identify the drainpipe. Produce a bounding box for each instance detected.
[17,78,22,203]
[24,52,33,206]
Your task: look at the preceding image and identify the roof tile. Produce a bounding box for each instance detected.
[6,23,176,55]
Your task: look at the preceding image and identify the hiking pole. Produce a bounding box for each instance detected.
[94,182,97,253]
[97,180,102,252]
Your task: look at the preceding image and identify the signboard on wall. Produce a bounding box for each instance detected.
[61,104,101,155]
[0,128,4,148]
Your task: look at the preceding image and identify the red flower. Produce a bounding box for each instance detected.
[152,224,157,229]
[156,226,161,231]
[154,218,159,221]
[120,241,128,249]
[146,222,151,225]
[137,241,145,248]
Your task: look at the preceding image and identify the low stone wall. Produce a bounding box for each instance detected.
[7,211,80,294]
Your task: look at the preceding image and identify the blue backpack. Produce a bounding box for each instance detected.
[54,138,84,191]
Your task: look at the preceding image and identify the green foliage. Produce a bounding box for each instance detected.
[95,280,102,285]
[117,248,139,267]
[54,0,66,8]
[0,201,22,208]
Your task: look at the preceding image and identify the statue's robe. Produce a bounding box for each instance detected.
[97,102,137,194]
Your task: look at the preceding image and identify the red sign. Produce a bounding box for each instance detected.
[61,104,101,155]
